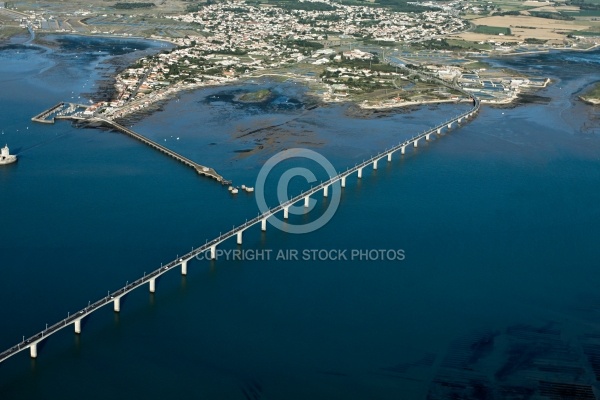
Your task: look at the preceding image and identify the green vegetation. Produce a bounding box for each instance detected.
[495,10,521,16]
[238,89,272,102]
[270,0,336,11]
[565,9,600,16]
[529,11,575,21]
[285,39,324,52]
[371,0,435,12]
[410,38,491,51]
[580,82,600,103]
[524,38,547,44]
[363,39,397,47]
[445,39,493,50]
[473,25,512,35]
[463,60,492,70]
[113,2,155,9]
[567,0,600,10]
[569,30,600,36]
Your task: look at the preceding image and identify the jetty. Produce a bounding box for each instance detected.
[31,106,230,185]
[31,102,88,124]
[94,118,228,184]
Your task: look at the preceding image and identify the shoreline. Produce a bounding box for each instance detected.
[1,30,568,118]
[579,96,600,105]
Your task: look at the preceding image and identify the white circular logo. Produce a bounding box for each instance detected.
[255,148,341,234]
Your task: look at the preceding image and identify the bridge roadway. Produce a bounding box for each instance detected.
[0,96,480,364]
[94,118,229,184]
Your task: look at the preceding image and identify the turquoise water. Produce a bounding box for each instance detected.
[1,38,600,399]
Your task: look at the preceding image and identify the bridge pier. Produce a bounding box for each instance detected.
[323,185,329,197]
[74,318,82,334]
[414,139,419,148]
[401,146,406,155]
[387,153,392,162]
[284,206,289,219]
[373,159,378,170]
[210,245,216,259]
[304,196,310,208]
[237,231,243,245]
[341,176,346,188]
[458,118,462,124]
[437,128,441,135]
[149,278,156,293]
[261,219,267,232]
[114,297,121,313]
[448,122,452,129]
[426,133,431,141]
[181,259,187,276]
[358,168,363,179]
[30,343,37,359]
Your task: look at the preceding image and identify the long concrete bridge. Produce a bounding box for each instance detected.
[1,95,480,365]
[94,118,229,184]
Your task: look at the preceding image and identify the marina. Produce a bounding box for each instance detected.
[31,102,88,124]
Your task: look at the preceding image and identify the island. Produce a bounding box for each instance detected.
[237,89,273,103]
[580,82,600,105]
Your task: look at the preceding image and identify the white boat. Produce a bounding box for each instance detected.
[245,187,254,193]
[0,145,17,166]
[231,188,239,194]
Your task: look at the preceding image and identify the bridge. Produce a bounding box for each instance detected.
[1,95,480,365]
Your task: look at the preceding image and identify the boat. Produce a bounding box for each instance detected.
[245,187,254,193]
[231,188,239,194]
[0,145,17,166]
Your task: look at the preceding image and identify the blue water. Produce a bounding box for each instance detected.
[1,38,600,399]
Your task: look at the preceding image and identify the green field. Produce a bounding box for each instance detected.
[570,29,600,36]
[565,9,600,16]
[582,82,600,99]
[445,39,494,50]
[473,25,512,35]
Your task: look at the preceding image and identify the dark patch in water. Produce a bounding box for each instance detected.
[203,89,304,112]
[239,379,263,400]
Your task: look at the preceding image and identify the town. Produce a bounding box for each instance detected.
[3,0,597,116]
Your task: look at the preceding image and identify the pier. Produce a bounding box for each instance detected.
[31,106,230,185]
[94,118,229,184]
[1,95,480,365]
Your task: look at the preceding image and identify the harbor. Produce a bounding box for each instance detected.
[30,102,88,124]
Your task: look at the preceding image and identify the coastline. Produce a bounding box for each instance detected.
[4,31,563,119]
[579,96,600,105]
